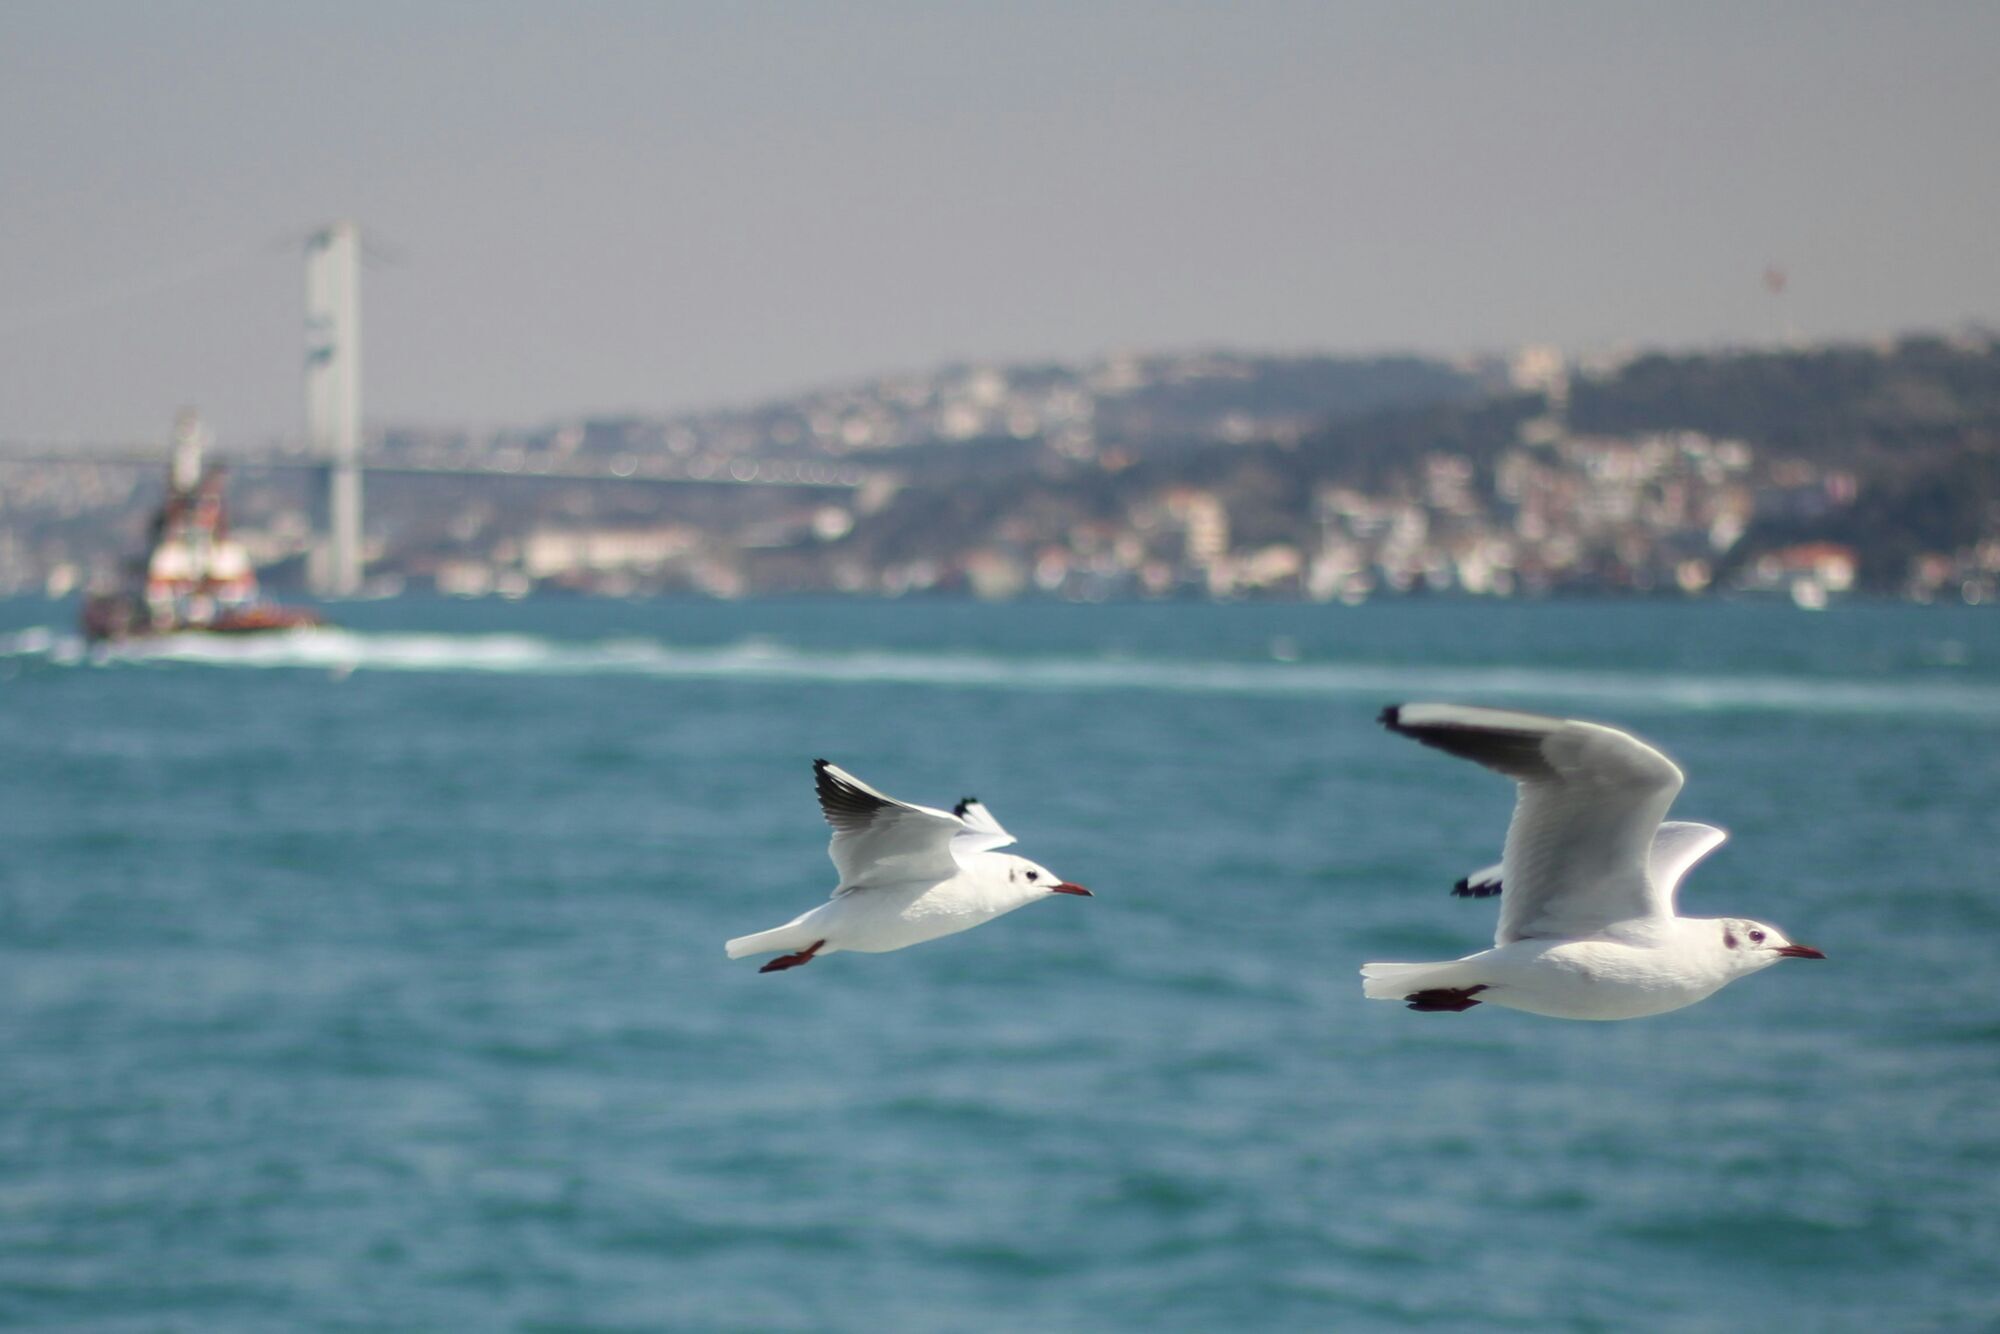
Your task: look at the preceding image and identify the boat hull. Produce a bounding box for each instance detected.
[81,593,325,643]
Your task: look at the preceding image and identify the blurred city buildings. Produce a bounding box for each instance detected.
[4,335,1997,607]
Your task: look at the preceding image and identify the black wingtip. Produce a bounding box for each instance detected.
[952,796,979,818]
[1451,877,1503,899]
[814,759,890,828]
[1452,876,1470,896]
[1375,703,1558,782]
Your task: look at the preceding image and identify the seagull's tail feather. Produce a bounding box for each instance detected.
[726,924,820,960]
[1361,960,1478,1000]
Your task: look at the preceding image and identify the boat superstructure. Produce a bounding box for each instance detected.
[80,410,324,641]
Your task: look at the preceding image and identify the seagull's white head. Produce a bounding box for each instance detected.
[1716,917,1825,973]
[996,853,1092,901]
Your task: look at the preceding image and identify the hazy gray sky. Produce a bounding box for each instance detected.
[4,2,1996,446]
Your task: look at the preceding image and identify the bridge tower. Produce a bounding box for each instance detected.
[305,221,363,596]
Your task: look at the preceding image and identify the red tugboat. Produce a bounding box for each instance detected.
[81,410,326,642]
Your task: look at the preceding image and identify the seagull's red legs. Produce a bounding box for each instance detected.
[1404,985,1489,1012]
[759,940,827,974]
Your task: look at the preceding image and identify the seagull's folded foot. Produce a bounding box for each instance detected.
[758,940,827,974]
[1405,984,1488,1012]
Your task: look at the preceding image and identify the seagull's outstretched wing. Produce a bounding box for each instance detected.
[951,796,1017,855]
[1453,823,1725,904]
[1647,821,1728,906]
[815,761,1004,894]
[1453,863,1505,899]
[1383,703,1685,943]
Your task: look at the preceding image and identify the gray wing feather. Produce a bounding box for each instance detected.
[1384,704,1685,943]
[815,760,963,894]
[1453,863,1506,898]
[1646,821,1729,911]
[1455,823,1725,908]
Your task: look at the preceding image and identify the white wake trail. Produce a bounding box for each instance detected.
[2,625,1995,719]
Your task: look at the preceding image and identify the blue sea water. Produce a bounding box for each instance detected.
[1,596,1997,1332]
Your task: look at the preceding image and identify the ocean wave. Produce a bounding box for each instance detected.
[3,625,1997,718]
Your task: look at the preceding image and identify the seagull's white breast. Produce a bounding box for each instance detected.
[816,862,1038,954]
[1474,932,1735,1020]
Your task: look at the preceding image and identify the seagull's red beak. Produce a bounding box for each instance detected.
[1775,944,1826,959]
[1050,882,1093,897]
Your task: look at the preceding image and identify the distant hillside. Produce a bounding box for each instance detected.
[434,350,1494,462]
[1567,335,2000,586]
[1083,352,1488,445]
[7,335,1997,602]
[1568,335,2000,461]
[822,334,2000,597]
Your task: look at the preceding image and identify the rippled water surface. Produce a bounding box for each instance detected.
[3,597,1997,1331]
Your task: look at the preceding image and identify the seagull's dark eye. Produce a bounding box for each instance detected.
[1749,929,1766,944]
[1025,870,1039,882]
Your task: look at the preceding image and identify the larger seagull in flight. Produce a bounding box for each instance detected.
[1364,704,1823,1020]
[726,761,1091,973]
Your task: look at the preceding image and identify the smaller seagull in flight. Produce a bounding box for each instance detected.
[726,760,1092,973]
[1365,704,1823,1020]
